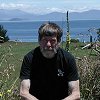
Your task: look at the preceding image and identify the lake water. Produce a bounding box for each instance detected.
[0,20,100,42]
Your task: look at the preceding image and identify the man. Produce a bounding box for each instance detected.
[19,22,80,100]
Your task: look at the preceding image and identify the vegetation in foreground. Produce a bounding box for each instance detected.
[0,41,100,100]
[0,25,9,43]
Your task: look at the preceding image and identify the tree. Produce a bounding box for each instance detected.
[0,25,9,42]
[96,28,100,42]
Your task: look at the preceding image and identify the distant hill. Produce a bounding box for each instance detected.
[0,9,100,21]
[69,10,100,20]
[9,18,24,21]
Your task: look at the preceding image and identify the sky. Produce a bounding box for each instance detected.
[0,0,100,14]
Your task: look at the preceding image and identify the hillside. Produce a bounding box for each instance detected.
[0,9,100,21]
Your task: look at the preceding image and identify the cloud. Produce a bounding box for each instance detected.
[0,3,30,9]
[0,2,100,14]
[46,7,67,13]
[0,3,66,14]
[25,7,67,14]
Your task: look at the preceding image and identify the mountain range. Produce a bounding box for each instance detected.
[0,9,100,21]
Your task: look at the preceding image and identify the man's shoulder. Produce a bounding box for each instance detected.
[58,48,74,59]
[24,46,40,59]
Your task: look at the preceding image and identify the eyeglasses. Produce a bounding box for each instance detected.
[41,37,57,44]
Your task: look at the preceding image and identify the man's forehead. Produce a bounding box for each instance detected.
[42,36,57,40]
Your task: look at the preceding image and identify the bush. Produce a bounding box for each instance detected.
[97,34,100,42]
[70,38,79,43]
[0,43,20,100]
[76,56,100,100]
[0,25,9,42]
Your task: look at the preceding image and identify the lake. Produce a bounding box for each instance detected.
[0,20,100,42]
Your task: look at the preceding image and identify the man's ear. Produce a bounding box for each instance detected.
[57,42,61,47]
[38,39,41,44]
[38,41,40,44]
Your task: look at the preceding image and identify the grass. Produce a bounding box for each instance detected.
[0,41,100,100]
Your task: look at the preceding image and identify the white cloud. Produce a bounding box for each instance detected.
[0,2,100,14]
[0,3,30,10]
[46,8,67,13]
[25,7,67,14]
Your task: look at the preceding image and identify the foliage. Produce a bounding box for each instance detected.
[96,28,100,34]
[76,56,100,100]
[0,42,100,100]
[0,25,9,42]
[70,38,79,43]
[97,34,100,42]
[96,28,100,42]
[0,43,20,100]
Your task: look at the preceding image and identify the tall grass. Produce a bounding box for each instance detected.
[76,56,100,100]
[0,42,100,100]
[0,43,20,100]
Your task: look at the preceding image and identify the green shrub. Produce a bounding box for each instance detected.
[76,56,100,100]
[70,38,79,43]
[0,25,9,42]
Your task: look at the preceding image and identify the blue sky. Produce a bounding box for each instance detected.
[0,0,100,14]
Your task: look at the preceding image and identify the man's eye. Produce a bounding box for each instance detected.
[42,39,47,42]
[51,40,56,43]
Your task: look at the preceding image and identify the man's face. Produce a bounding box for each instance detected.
[39,36,59,58]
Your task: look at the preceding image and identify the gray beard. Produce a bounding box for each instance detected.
[40,47,57,58]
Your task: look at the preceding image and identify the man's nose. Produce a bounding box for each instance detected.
[47,41,51,47]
